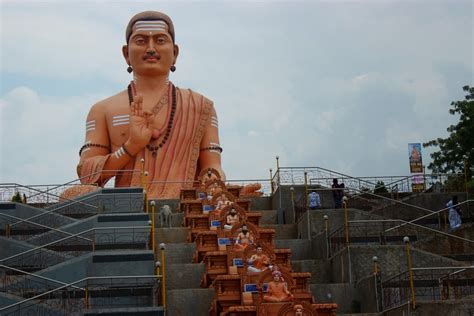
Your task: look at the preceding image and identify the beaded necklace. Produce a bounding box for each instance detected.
[127,82,177,158]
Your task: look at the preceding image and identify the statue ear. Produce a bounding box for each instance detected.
[122,45,130,64]
[173,44,179,64]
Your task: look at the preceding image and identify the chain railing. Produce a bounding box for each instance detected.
[381,266,474,310]
[0,226,150,272]
[0,275,161,315]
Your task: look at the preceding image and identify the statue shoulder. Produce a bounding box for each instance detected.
[179,88,214,108]
[88,90,128,116]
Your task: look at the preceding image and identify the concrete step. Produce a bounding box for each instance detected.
[163,243,195,264]
[166,263,205,290]
[292,259,331,283]
[336,313,382,316]
[84,307,164,315]
[156,227,189,244]
[262,224,296,239]
[249,196,272,211]
[167,288,215,316]
[275,239,312,260]
[310,283,355,314]
[256,210,277,224]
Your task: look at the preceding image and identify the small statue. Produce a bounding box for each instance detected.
[247,245,271,273]
[224,208,239,230]
[294,304,304,316]
[263,270,293,302]
[215,194,233,216]
[234,225,253,251]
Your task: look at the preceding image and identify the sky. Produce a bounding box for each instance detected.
[0,0,473,186]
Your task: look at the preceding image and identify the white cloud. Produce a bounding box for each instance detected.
[0,86,106,184]
[1,1,472,187]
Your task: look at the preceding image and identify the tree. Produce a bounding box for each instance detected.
[423,85,473,191]
[374,181,388,194]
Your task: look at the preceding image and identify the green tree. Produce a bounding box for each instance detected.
[374,181,388,194]
[423,85,474,191]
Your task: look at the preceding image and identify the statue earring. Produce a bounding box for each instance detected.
[170,65,176,72]
[127,65,133,73]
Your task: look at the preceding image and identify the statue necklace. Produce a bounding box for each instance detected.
[127,81,177,158]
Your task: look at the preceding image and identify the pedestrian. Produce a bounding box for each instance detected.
[446,196,462,231]
[308,191,321,210]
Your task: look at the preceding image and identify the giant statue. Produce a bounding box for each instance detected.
[76,11,225,199]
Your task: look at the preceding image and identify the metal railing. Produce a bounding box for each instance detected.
[381,266,474,310]
[0,264,84,299]
[0,275,162,315]
[272,166,465,194]
[385,200,473,233]
[328,218,474,259]
[0,226,150,272]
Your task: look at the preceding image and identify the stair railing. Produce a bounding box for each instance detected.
[0,226,150,271]
[0,264,84,298]
[0,212,91,243]
[328,218,474,258]
[381,266,474,311]
[0,275,162,315]
[385,199,473,233]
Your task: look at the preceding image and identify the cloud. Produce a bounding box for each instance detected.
[1,1,472,187]
[0,86,106,184]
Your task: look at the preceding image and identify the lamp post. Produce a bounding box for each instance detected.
[404,236,416,310]
[324,215,329,258]
[269,168,274,195]
[372,256,379,274]
[276,155,280,185]
[290,187,295,223]
[150,200,156,253]
[160,243,167,311]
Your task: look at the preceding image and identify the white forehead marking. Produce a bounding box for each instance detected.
[134,20,168,33]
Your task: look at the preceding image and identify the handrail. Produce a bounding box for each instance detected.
[341,219,474,244]
[10,191,133,228]
[345,186,437,215]
[0,226,149,264]
[0,212,91,243]
[2,183,99,214]
[0,274,161,311]
[0,264,84,291]
[385,199,473,233]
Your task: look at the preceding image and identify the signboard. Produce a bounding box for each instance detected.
[411,174,425,192]
[233,258,244,267]
[244,283,268,293]
[408,143,423,173]
[211,220,220,227]
[202,205,214,213]
[218,238,231,245]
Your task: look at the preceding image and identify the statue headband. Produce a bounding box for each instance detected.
[126,11,176,43]
[133,20,168,33]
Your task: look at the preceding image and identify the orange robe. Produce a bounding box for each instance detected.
[77,88,215,199]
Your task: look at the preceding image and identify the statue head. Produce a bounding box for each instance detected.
[241,225,248,234]
[229,208,237,215]
[256,245,263,253]
[272,270,283,282]
[122,11,179,77]
[293,304,304,316]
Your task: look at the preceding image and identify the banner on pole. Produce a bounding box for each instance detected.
[408,143,423,173]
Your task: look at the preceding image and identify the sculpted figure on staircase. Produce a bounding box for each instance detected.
[247,245,271,273]
[263,270,294,302]
[234,225,254,251]
[76,11,225,199]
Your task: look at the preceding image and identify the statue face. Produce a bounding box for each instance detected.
[124,20,178,76]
